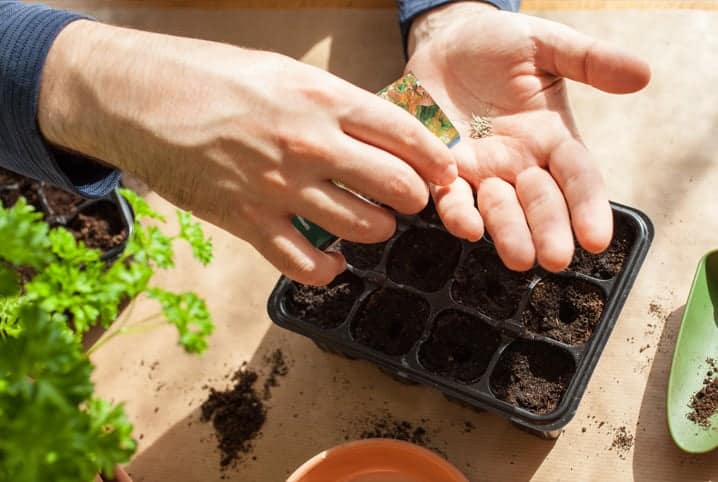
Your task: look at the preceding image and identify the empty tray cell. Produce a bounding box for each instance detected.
[387,228,461,292]
[490,340,576,415]
[285,271,364,329]
[419,310,502,383]
[451,244,533,320]
[330,239,387,271]
[69,201,128,251]
[42,184,86,218]
[569,214,635,279]
[351,288,430,356]
[521,277,606,345]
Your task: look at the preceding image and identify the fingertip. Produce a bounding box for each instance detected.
[433,160,459,187]
[574,202,613,254]
[496,237,536,272]
[536,233,574,272]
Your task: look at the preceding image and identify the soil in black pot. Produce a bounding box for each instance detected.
[0,182,44,213]
[286,271,363,329]
[419,310,502,383]
[490,341,575,415]
[570,214,635,279]
[351,288,429,356]
[387,228,461,292]
[42,184,85,218]
[69,201,127,251]
[521,277,605,345]
[451,244,533,320]
[0,167,25,186]
[330,239,387,271]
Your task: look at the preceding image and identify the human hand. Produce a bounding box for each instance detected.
[39,21,457,285]
[407,2,650,271]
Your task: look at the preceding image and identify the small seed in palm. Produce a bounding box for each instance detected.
[469,114,492,139]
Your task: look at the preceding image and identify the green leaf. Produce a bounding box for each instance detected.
[146,288,213,354]
[0,198,52,268]
[0,264,19,297]
[118,188,165,222]
[177,211,213,265]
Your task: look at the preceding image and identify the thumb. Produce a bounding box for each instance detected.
[529,16,651,94]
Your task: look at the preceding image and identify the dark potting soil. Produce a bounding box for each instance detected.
[43,184,85,218]
[521,277,605,345]
[490,341,575,415]
[419,310,502,383]
[286,271,363,329]
[0,183,43,213]
[69,201,127,251]
[351,288,429,356]
[357,413,446,458]
[331,239,387,271]
[687,358,718,428]
[387,228,461,292]
[610,426,634,457]
[451,244,533,320]
[570,214,635,279]
[0,167,25,186]
[262,348,289,401]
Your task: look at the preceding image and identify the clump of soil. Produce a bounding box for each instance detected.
[43,184,85,218]
[687,358,718,428]
[490,341,575,415]
[286,271,363,329]
[201,363,266,468]
[69,201,127,251]
[330,239,387,271]
[262,349,289,400]
[387,228,461,292]
[351,288,429,356]
[570,214,635,279]
[610,426,634,458]
[356,413,445,457]
[419,310,502,383]
[521,277,605,345]
[451,244,533,320]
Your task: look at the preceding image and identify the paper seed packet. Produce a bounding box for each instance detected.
[293,72,460,247]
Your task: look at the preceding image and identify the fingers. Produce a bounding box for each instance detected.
[338,87,457,186]
[252,214,346,285]
[477,178,535,271]
[530,17,651,94]
[516,166,573,271]
[431,177,484,241]
[294,182,397,243]
[328,136,430,214]
[548,139,613,253]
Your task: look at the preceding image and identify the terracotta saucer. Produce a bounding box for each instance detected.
[287,439,469,482]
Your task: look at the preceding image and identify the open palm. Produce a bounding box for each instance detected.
[406,3,650,272]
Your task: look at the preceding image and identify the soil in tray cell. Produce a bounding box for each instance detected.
[419,310,502,383]
[330,239,387,271]
[42,184,85,218]
[569,214,635,279]
[286,271,364,329]
[521,277,605,345]
[69,201,127,251]
[451,244,533,320]
[418,198,442,226]
[351,287,430,356]
[490,340,575,415]
[387,228,461,292]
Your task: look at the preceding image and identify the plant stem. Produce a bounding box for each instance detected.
[87,312,164,355]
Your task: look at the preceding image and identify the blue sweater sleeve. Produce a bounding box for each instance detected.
[397,0,521,56]
[0,1,119,198]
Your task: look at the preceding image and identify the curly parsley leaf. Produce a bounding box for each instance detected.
[146,288,213,353]
[177,210,213,265]
[118,187,165,222]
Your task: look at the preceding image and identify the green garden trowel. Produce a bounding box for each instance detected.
[667,250,718,453]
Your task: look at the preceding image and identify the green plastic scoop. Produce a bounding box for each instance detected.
[667,250,718,453]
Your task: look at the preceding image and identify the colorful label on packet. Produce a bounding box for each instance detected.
[293,72,460,248]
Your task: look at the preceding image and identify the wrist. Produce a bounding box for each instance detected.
[407,1,496,58]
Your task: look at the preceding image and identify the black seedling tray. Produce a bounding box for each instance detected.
[0,169,133,262]
[267,202,653,436]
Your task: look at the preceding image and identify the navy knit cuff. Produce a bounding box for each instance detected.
[397,0,521,58]
[0,2,120,198]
